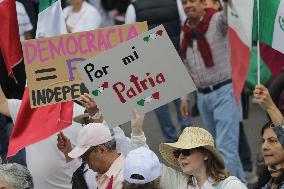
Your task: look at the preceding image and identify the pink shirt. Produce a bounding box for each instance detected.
[96,154,125,189]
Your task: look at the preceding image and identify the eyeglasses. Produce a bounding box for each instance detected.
[173,149,192,158]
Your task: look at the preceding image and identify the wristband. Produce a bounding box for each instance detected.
[89,111,102,120]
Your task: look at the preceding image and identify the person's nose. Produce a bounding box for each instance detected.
[262,140,270,152]
[178,153,186,161]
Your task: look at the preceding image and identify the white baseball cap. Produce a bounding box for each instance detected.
[124,147,161,184]
[68,123,113,158]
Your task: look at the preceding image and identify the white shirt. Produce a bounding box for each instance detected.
[191,176,247,189]
[87,0,116,27]
[160,164,247,189]
[63,1,101,33]
[16,1,33,41]
[8,99,84,189]
[125,0,187,24]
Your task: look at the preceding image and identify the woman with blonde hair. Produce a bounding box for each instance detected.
[158,127,247,188]
[130,109,247,189]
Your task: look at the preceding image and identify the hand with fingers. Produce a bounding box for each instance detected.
[180,99,191,118]
[253,84,275,111]
[131,109,145,136]
[254,84,284,125]
[78,93,99,116]
[57,131,73,163]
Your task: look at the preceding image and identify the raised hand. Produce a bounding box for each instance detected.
[57,131,73,163]
[131,109,145,136]
[180,99,191,118]
[253,84,274,111]
[78,93,99,116]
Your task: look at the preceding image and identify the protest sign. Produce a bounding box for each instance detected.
[22,22,148,108]
[76,25,196,128]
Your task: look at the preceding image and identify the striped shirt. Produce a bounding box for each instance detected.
[182,6,231,89]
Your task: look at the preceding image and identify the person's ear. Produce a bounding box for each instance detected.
[98,145,108,154]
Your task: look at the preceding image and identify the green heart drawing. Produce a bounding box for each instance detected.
[92,89,100,96]
[143,36,150,42]
[137,99,145,106]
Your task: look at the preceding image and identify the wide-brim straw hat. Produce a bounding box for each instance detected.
[73,113,89,124]
[159,127,224,167]
[73,113,104,124]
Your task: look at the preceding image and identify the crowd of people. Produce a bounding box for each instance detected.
[0,0,284,188]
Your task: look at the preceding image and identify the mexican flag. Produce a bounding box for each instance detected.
[36,0,67,38]
[252,0,284,77]
[253,0,284,54]
[228,0,254,102]
[8,0,72,158]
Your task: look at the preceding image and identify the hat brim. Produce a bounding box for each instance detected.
[159,142,224,168]
[73,113,89,124]
[73,113,104,124]
[68,146,90,159]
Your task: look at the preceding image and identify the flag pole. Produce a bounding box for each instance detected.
[257,0,260,85]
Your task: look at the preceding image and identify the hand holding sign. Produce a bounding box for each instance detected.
[78,93,98,115]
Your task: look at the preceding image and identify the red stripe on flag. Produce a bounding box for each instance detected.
[228,27,251,103]
[260,43,284,78]
[7,88,74,158]
[0,0,23,79]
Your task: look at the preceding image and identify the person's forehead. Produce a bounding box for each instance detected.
[263,128,277,138]
[182,0,203,2]
[0,176,13,189]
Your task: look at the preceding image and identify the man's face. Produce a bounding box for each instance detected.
[68,0,83,6]
[182,0,206,19]
[81,145,107,174]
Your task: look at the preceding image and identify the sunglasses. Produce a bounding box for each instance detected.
[173,149,192,158]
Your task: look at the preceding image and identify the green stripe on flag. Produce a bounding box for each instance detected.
[39,0,59,12]
[253,0,282,45]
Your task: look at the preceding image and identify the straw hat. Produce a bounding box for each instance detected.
[73,111,104,124]
[159,127,224,167]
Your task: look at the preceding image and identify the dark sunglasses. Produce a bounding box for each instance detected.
[173,149,192,158]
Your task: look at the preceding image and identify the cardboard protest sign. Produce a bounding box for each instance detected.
[76,25,196,128]
[22,22,147,108]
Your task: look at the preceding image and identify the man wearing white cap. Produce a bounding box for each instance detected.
[67,109,146,189]
[68,123,123,189]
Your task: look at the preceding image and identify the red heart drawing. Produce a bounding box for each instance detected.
[101,82,108,89]
[156,30,163,36]
[152,92,160,100]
